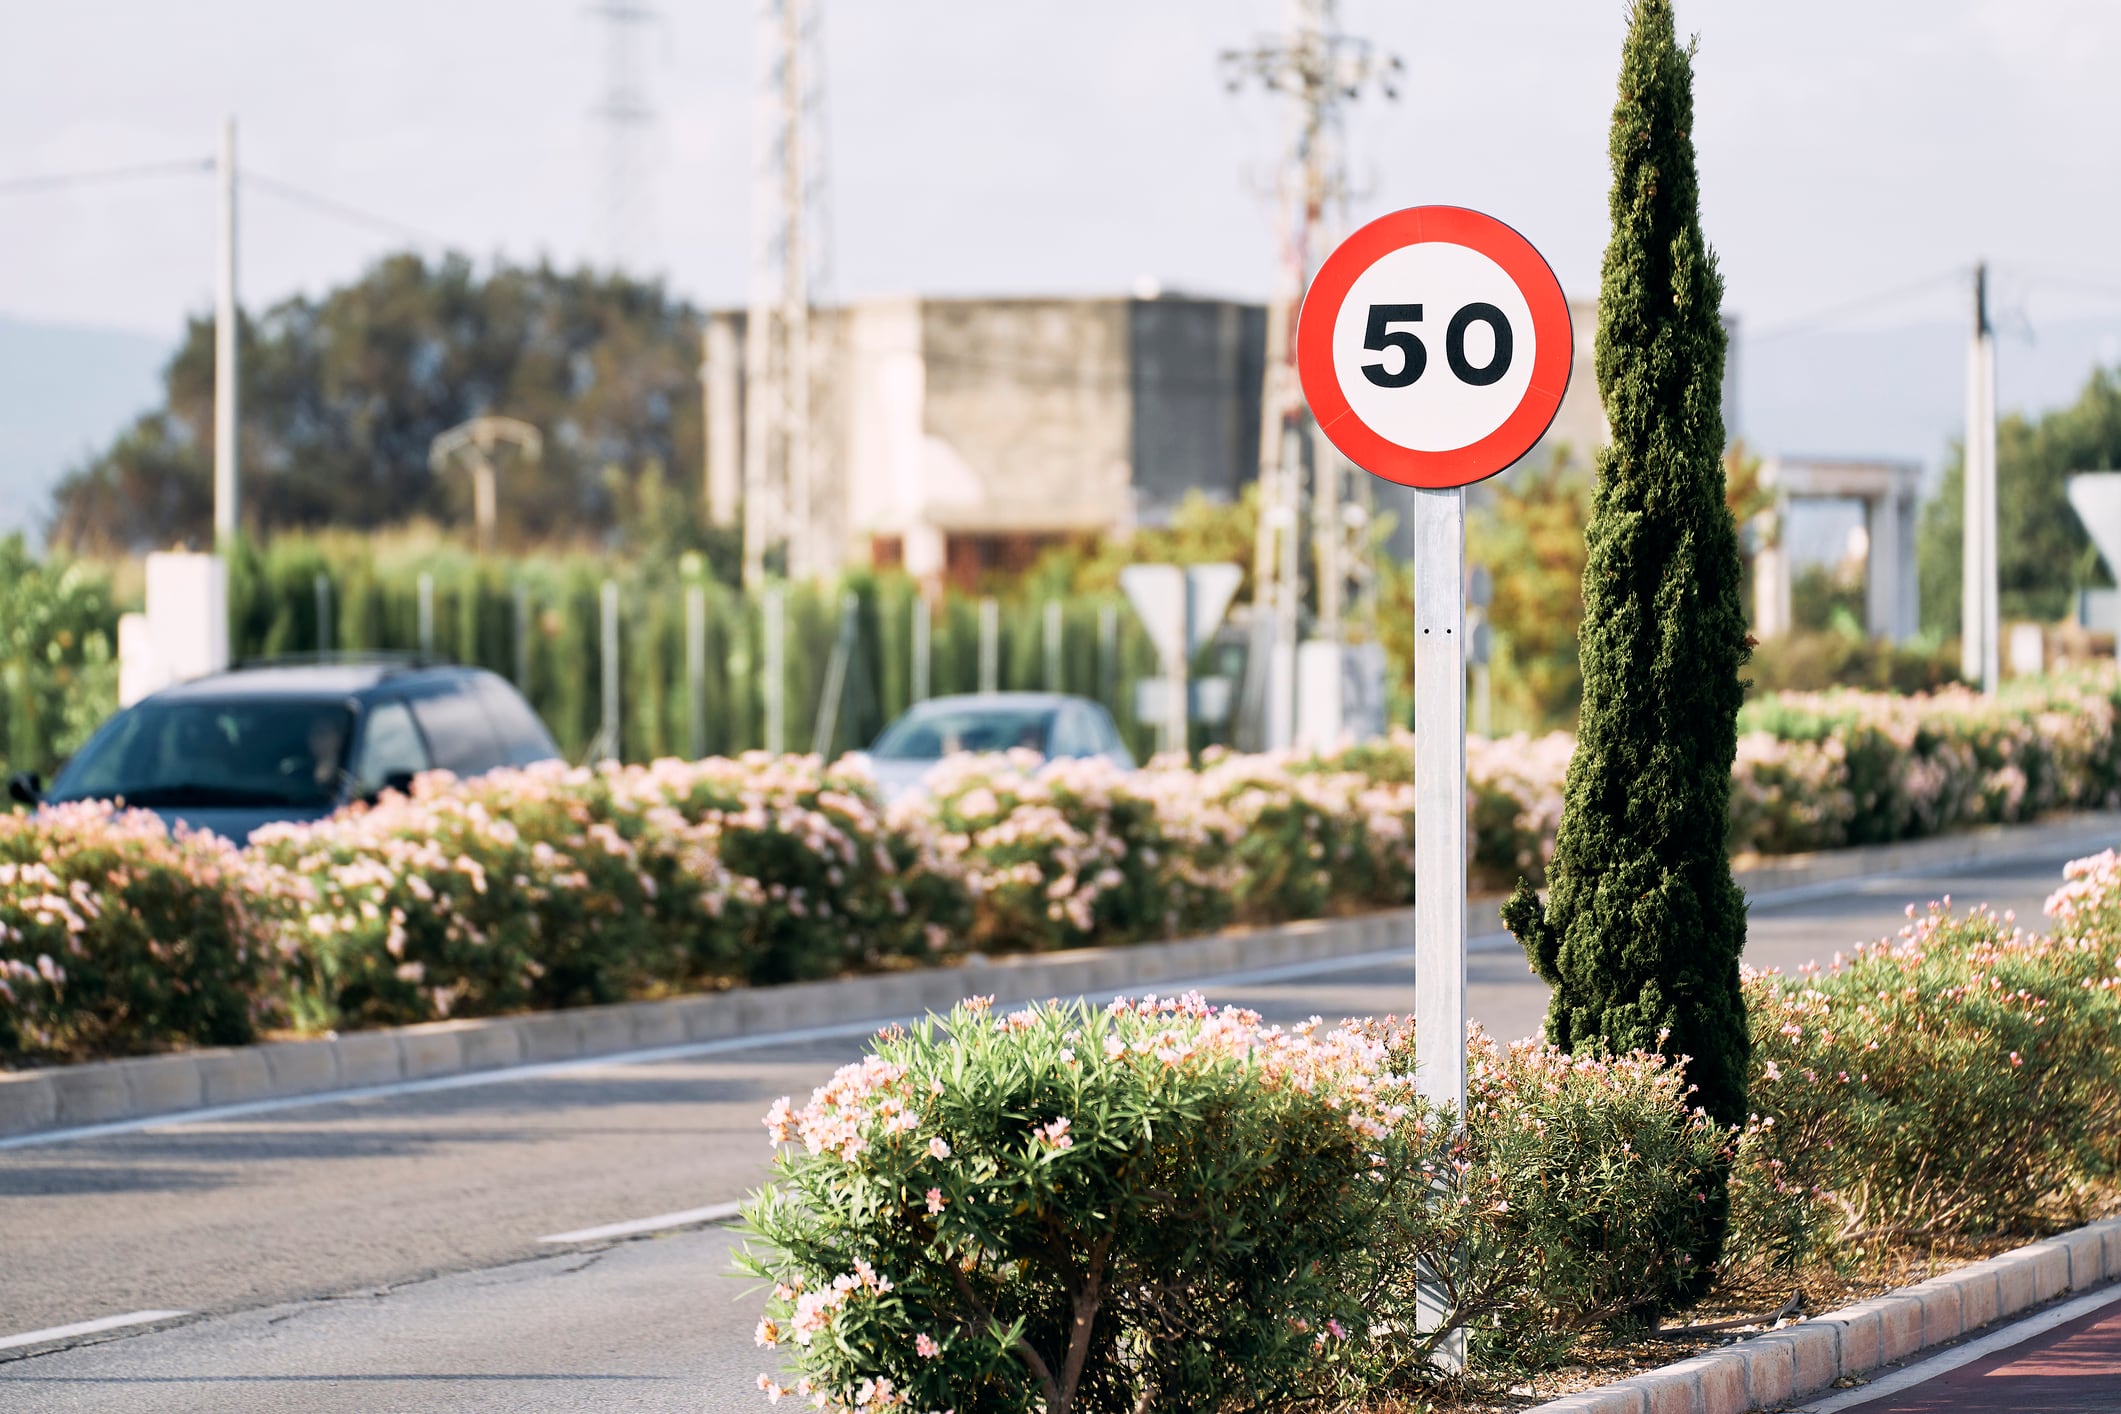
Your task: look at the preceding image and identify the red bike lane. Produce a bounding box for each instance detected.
[1841,1293,2121,1412]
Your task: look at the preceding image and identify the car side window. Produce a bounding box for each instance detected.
[352,700,430,793]
[408,681,507,777]
[474,677,560,766]
[1090,704,1134,766]
[1050,707,1094,758]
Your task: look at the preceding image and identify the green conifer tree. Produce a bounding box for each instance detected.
[1501,2,1751,1136]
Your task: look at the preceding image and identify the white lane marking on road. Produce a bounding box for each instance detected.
[539,1200,746,1244]
[0,1310,190,1352]
[1792,1279,2121,1412]
[1,843,2088,1155]
[0,945,1448,1154]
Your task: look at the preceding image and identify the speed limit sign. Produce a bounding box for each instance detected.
[1294,207,1573,1221]
[1297,205,1572,488]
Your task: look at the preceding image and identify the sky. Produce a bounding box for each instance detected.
[2,0,2119,538]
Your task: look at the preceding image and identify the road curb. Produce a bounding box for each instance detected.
[1524,1216,2121,1414]
[3,811,2115,1143]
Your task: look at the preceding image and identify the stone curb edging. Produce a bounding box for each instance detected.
[0,904,1428,1142]
[1730,809,2121,903]
[1525,1216,2121,1414]
[3,810,2116,1144]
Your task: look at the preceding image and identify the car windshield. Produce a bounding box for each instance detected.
[871,705,1055,760]
[47,698,357,809]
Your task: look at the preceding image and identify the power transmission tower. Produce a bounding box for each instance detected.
[741,0,835,589]
[1224,0,1400,750]
[589,1,660,271]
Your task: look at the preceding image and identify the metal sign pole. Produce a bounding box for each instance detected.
[1411,484,1467,1373]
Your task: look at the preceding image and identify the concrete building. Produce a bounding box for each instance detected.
[703,294,1263,587]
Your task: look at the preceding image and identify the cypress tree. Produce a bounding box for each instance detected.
[1501,2,1751,1135]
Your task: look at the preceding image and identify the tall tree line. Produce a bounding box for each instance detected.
[49,254,707,556]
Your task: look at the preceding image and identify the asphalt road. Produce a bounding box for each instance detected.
[0,842,2103,1413]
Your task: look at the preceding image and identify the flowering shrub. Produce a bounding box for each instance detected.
[1197,750,1420,920]
[1731,871,2121,1273]
[0,802,288,1062]
[1452,667,2121,882]
[916,752,1175,953]
[1340,1025,1729,1390]
[740,1001,1732,1408]
[253,754,972,1028]
[741,994,1403,1413]
[15,667,2121,1057]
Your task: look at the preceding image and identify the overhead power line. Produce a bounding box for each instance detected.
[239,170,443,247]
[1749,266,1968,342]
[0,157,211,195]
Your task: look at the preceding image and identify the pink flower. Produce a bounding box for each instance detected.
[915,1333,940,1359]
[928,1136,952,1160]
[925,1187,946,1214]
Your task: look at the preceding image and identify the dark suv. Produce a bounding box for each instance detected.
[11,660,560,843]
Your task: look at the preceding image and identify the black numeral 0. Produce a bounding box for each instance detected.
[1446,302,1514,386]
[1361,304,1425,388]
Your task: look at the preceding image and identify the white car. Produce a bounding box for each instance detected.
[856,692,1135,803]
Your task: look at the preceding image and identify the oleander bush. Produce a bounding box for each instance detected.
[1331,1027,1729,1394]
[739,1000,1731,1410]
[253,753,973,1028]
[11,666,2121,1061]
[1727,856,2121,1280]
[741,851,2121,1406]
[741,994,1402,1414]
[0,802,289,1061]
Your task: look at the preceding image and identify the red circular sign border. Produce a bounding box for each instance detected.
[1297,206,1573,490]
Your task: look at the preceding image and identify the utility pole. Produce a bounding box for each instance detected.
[1224,1,1399,749]
[1962,262,1999,694]
[741,0,832,588]
[214,116,239,546]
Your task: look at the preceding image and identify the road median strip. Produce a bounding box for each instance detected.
[1,810,2112,1146]
[1526,1216,2121,1414]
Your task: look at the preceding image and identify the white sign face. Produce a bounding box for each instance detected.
[1328,241,1537,454]
[1298,205,1571,490]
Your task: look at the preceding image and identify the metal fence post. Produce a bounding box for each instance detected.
[763,586,786,755]
[978,596,998,694]
[911,594,931,704]
[1098,602,1118,711]
[416,572,435,658]
[513,581,532,691]
[813,591,859,759]
[313,573,332,655]
[598,578,621,763]
[686,581,708,760]
[1044,599,1063,692]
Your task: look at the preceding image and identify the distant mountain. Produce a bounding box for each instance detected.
[0,315,169,541]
